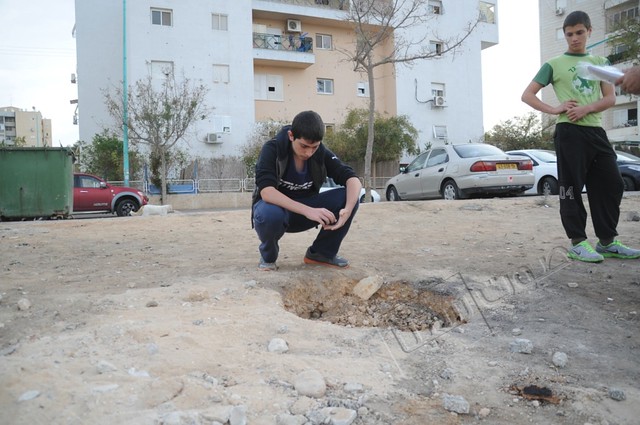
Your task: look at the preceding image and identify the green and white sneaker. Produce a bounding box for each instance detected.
[567,241,604,263]
[596,240,640,259]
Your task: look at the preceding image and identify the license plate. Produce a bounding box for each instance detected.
[496,163,517,170]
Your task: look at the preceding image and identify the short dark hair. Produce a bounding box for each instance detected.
[291,110,325,142]
[563,10,591,31]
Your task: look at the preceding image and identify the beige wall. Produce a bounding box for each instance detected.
[253,18,396,127]
[13,110,51,147]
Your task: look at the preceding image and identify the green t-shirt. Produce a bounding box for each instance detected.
[533,53,609,127]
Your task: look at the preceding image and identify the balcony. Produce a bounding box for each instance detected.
[253,32,315,68]
[255,0,349,11]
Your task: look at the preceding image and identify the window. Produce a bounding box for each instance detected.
[151,8,172,26]
[150,61,174,83]
[426,148,448,167]
[357,82,369,97]
[428,0,442,15]
[325,124,335,135]
[213,115,232,133]
[613,108,638,128]
[556,28,564,40]
[212,13,228,31]
[254,73,283,101]
[433,125,447,140]
[315,34,332,50]
[213,64,230,83]
[479,2,495,24]
[317,78,334,95]
[431,83,445,98]
[407,152,429,172]
[430,41,443,56]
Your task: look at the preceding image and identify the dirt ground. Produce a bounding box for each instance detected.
[1,194,639,425]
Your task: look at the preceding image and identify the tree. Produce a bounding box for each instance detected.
[484,113,554,151]
[607,16,640,64]
[325,107,419,164]
[73,132,143,181]
[240,120,287,179]
[339,0,480,198]
[104,74,209,203]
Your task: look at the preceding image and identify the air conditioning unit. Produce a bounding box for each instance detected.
[433,95,446,107]
[205,133,222,144]
[287,19,302,32]
[555,7,564,16]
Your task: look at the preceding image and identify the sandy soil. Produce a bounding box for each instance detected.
[1,194,639,425]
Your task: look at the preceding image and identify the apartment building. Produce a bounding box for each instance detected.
[538,0,639,145]
[74,0,498,160]
[0,107,52,147]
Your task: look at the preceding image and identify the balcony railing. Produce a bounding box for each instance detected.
[259,0,349,11]
[253,32,313,53]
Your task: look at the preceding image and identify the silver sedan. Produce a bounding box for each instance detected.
[385,144,535,201]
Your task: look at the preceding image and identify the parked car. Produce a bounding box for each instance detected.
[73,173,148,216]
[385,143,534,201]
[320,177,381,203]
[505,149,559,195]
[616,150,640,191]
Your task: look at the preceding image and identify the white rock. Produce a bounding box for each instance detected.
[352,275,384,300]
[17,298,31,311]
[229,405,247,425]
[442,394,469,414]
[268,337,289,353]
[319,407,357,425]
[552,351,568,368]
[294,369,326,398]
[18,390,40,402]
[509,338,533,354]
[478,407,490,418]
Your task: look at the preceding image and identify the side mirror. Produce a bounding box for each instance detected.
[400,166,407,173]
[100,182,107,189]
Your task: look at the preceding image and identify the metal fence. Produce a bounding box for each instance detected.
[109,177,389,195]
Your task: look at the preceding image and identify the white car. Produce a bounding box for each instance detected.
[385,143,534,201]
[505,149,559,195]
[320,178,381,203]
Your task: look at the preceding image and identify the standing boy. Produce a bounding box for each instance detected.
[252,110,362,270]
[521,10,640,262]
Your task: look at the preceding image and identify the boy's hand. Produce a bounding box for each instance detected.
[305,207,337,227]
[322,208,350,231]
[566,104,590,122]
[555,99,578,115]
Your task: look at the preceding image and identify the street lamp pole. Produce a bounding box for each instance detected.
[122,0,130,185]
[32,107,40,147]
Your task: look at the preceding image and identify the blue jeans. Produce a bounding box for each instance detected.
[252,188,359,263]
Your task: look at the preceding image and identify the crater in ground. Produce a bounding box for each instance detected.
[281,276,465,331]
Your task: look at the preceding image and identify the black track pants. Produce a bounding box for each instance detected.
[554,123,623,242]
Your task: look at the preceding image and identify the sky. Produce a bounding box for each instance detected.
[0,0,540,147]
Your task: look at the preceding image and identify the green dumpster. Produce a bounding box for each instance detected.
[0,147,74,220]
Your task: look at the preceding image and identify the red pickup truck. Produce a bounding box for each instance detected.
[73,173,148,216]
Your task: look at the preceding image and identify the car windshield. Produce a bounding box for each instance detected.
[453,144,505,158]
[531,150,557,163]
[616,150,640,163]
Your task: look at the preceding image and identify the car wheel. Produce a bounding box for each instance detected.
[539,176,559,195]
[622,176,635,191]
[359,194,366,203]
[115,198,139,216]
[386,186,401,201]
[442,180,460,200]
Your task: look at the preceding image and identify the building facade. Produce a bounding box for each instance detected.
[0,106,52,147]
[538,0,639,145]
[74,0,498,161]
